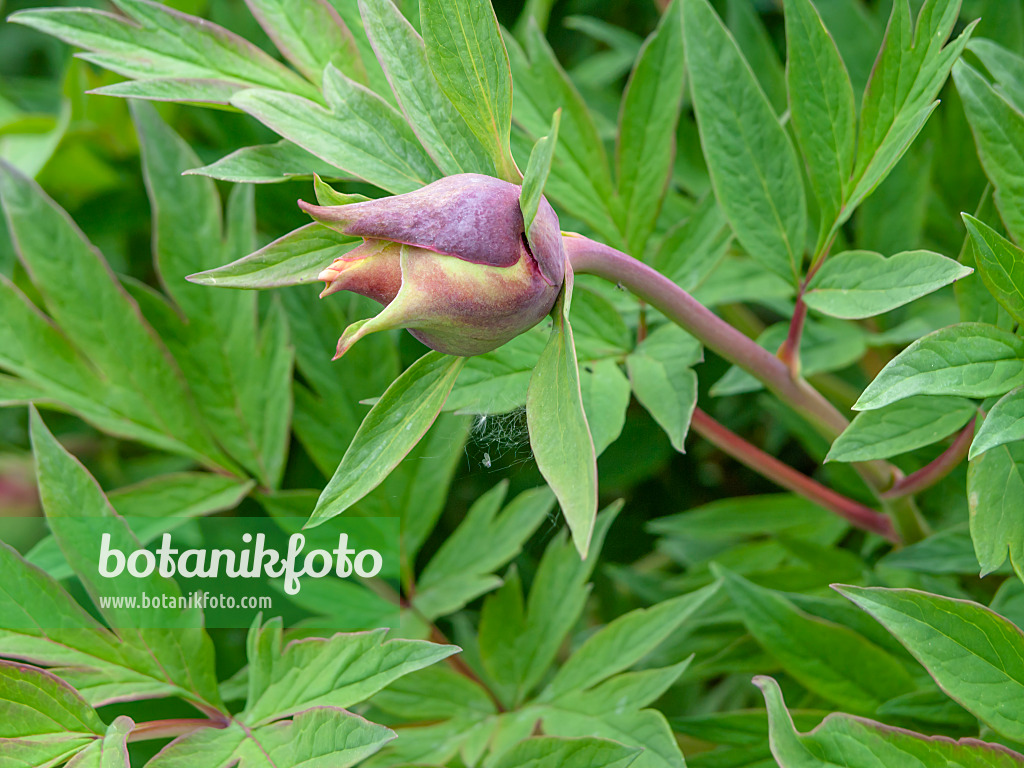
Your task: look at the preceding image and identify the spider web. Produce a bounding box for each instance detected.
[464,408,532,471]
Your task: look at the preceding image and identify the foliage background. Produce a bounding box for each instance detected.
[4,0,1024,766]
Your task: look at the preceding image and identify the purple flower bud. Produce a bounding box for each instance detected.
[300,174,565,358]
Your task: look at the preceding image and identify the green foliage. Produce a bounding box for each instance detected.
[420,0,516,180]
[526,274,597,557]
[803,249,971,319]
[682,0,806,284]
[4,0,1024,765]
[757,675,1024,767]
[309,351,465,528]
[838,586,1024,742]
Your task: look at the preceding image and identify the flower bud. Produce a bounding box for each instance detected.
[300,173,565,358]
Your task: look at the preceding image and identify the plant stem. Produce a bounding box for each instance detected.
[564,234,851,440]
[190,700,230,722]
[690,409,897,541]
[563,233,926,541]
[881,418,976,500]
[128,719,225,743]
[777,296,807,377]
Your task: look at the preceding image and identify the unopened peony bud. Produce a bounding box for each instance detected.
[300,174,565,358]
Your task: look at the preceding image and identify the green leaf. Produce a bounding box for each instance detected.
[491,737,640,768]
[616,0,686,257]
[784,0,856,238]
[626,324,701,453]
[359,0,494,176]
[446,327,547,415]
[718,567,915,714]
[713,318,865,396]
[954,61,1024,244]
[148,708,394,768]
[879,524,996,575]
[968,4,1024,58]
[561,16,642,90]
[538,707,684,768]
[526,275,599,558]
[967,39,1024,114]
[0,161,227,469]
[856,143,933,256]
[877,688,978,730]
[420,0,517,181]
[85,78,245,104]
[756,675,1024,768]
[27,472,253,581]
[413,483,555,620]
[246,0,364,87]
[957,204,1013,327]
[506,24,619,245]
[848,0,975,219]
[827,395,977,462]
[962,214,1024,326]
[135,99,223,320]
[0,660,104,767]
[29,415,224,696]
[968,440,1024,578]
[29,408,225,714]
[185,140,349,184]
[972,387,1024,459]
[650,493,844,543]
[135,102,293,488]
[672,707,829,748]
[520,109,560,241]
[313,175,371,206]
[371,666,496,722]
[479,504,620,707]
[67,717,133,768]
[9,1,320,104]
[551,661,691,720]
[682,0,807,283]
[652,193,732,288]
[308,351,466,528]
[726,0,786,115]
[231,66,441,195]
[837,585,1024,743]
[189,224,359,290]
[0,542,157,708]
[854,323,1024,410]
[804,249,972,320]
[580,358,631,458]
[541,584,717,701]
[241,619,456,725]
[569,288,633,359]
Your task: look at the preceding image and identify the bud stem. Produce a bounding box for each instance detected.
[564,234,926,544]
[690,408,897,541]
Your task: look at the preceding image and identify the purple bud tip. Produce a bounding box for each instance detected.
[302,174,567,358]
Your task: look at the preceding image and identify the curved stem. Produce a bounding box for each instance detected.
[691,409,897,541]
[564,233,926,542]
[881,418,976,500]
[564,234,850,438]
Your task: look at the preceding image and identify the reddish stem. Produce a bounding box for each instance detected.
[128,718,226,743]
[881,418,976,500]
[564,235,851,439]
[564,234,925,543]
[690,408,897,542]
[777,296,807,377]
